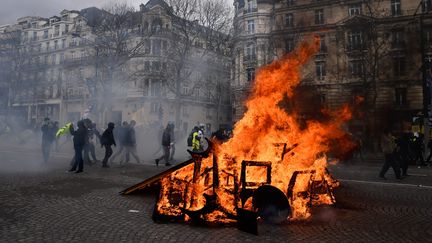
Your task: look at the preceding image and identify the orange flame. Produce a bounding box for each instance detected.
[157,36,355,222]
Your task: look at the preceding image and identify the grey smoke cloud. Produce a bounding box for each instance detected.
[0,0,144,25]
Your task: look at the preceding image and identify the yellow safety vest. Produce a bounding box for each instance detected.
[192,131,200,150]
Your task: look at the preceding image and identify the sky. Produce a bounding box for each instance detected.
[0,0,146,26]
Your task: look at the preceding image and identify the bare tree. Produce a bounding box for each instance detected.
[339,0,395,150]
[0,28,29,123]
[76,2,147,122]
[163,0,233,128]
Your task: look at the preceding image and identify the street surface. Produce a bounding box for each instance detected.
[0,143,431,242]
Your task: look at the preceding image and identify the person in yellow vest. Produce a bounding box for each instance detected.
[192,126,202,152]
[379,129,402,180]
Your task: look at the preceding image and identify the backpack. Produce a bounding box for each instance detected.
[187,132,193,146]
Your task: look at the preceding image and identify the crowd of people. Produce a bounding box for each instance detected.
[37,116,432,177]
[379,129,431,180]
[39,117,232,173]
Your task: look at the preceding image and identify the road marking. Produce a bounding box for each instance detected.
[339,179,432,189]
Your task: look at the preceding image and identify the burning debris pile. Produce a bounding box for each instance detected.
[121,37,355,234]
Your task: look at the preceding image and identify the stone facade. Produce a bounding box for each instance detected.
[0,0,231,135]
[232,0,431,135]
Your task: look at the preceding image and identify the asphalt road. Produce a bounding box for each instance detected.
[0,144,431,242]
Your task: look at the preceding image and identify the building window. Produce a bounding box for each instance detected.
[423,0,432,12]
[151,79,161,97]
[54,40,58,50]
[65,24,69,33]
[287,0,295,6]
[319,35,327,53]
[144,39,151,54]
[393,56,406,77]
[43,30,48,39]
[285,38,295,52]
[152,39,161,55]
[62,39,66,49]
[246,0,257,13]
[246,67,255,81]
[245,43,256,60]
[152,61,161,71]
[151,102,160,113]
[348,60,363,77]
[395,88,407,106]
[392,29,405,48]
[32,31,37,41]
[144,61,150,71]
[54,25,60,36]
[46,42,50,52]
[391,0,401,16]
[71,37,77,46]
[348,3,361,16]
[285,13,294,27]
[315,9,324,25]
[347,31,362,50]
[161,40,168,53]
[316,61,326,80]
[247,20,255,34]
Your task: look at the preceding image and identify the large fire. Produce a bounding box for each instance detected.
[127,36,355,229]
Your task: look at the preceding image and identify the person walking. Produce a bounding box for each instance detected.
[110,121,128,164]
[411,134,426,166]
[379,130,402,180]
[123,120,141,164]
[155,123,173,166]
[69,121,88,173]
[100,122,116,168]
[168,122,175,161]
[192,126,204,152]
[41,118,55,163]
[396,129,413,177]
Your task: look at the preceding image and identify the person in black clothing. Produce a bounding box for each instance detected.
[155,123,173,166]
[124,120,141,164]
[69,120,88,173]
[396,130,413,177]
[41,118,55,163]
[379,129,402,180]
[82,118,97,165]
[100,122,116,168]
[411,134,426,166]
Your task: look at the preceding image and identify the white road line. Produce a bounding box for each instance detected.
[339,179,432,189]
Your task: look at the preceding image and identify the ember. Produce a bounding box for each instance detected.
[121,36,355,234]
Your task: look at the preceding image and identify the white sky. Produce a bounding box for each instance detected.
[0,0,146,25]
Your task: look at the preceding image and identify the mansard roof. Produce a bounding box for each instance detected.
[144,0,171,11]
